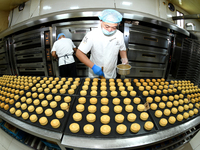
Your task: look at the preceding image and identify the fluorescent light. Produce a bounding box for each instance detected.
[122,1,132,6]
[43,6,51,10]
[70,6,79,9]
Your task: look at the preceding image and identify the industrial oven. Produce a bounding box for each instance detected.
[124,22,172,78]
[11,27,53,76]
[0,38,12,75]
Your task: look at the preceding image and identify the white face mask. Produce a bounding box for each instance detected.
[102,28,116,36]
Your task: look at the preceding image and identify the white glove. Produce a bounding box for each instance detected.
[121,58,129,64]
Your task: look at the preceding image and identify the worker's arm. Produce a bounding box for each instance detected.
[51,51,58,59]
[73,48,77,53]
[76,49,94,68]
[120,50,129,64]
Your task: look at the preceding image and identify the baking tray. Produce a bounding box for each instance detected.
[6,93,76,133]
[30,77,82,96]
[132,81,181,98]
[77,79,139,98]
[64,96,158,138]
[141,95,200,131]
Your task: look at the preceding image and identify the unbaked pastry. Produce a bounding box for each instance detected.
[76,104,85,112]
[88,105,97,113]
[100,125,111,135]
[69,123,80,133]
[100,115,110,124]
[90,97,97,104]
[64,96,71,103]
[39,117,48,126]
[30,114,38,123]
[101,106,109,114]
[83,124,94,135]
[45,108,53,117]
[116,124,127,134]
[164,109,171,116]
[159,118,168,127]
[78,97,86,104]
[144,121,154,130]
[168,116,176,124]
[137,104,145,112]
[86,113,96,123]
[114,105,123,113]
[155,110,162,118]
[112,98,120,105]
[56,110,65,119]
[130,123,141,133]
[123,98,131,105]
[133,97,141,104]
[73,112,82,122]
[125,105,134,112]
[127,113,137,122]
[115,114,124,123]
[36,107,43,114]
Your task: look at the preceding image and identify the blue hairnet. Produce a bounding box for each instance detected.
[57,33,66,40]
[98,9,122,23]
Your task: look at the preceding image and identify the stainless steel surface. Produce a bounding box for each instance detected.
[128,44,168,63]
[61,116,200,150]
[0,8,189,40]
[0,110,62,141]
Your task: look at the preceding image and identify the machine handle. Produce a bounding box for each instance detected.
[143,36,158,42]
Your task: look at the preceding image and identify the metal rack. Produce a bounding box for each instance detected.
[172,38,192,79]
[185,40,200,85]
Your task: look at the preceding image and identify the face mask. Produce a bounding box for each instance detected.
[102,28,116,36]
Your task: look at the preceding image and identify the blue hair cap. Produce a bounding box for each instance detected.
[98,9,122,23]
[57,33,66,40]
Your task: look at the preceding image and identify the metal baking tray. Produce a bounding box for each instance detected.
[77,79,139,98]
[64,96,158,138]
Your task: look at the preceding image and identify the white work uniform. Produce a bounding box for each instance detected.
[51,38,76,66]
[78,27,126,78]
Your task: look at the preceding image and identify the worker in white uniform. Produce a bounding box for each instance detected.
[51,33,77,77]
[76,9,128,78]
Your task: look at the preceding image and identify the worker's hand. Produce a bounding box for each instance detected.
[121,58,129,64]
[92,64,105,76]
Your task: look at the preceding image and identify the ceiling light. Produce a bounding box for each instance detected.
[122,1,132,6]
[70,6,79,9]
[43,6,51,10]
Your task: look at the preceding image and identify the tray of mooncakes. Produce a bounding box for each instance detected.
[64,95,158,138]
[141,93,200,131]
[0,75,42,114]
[77,78,139,98]
[132,78,181,99]
[7,92,76,133]
[28,76,82,96]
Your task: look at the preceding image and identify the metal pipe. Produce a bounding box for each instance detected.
[172,14,200,20]
[186,23,195,30]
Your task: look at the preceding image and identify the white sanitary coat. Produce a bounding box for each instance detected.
[51,38,76,66]
[78,26,126,78]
